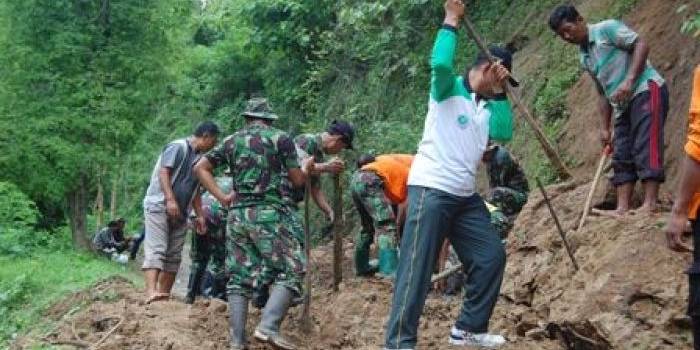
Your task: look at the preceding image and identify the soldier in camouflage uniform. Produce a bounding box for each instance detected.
[294,120,355,233]
[482,143,530,239]
[185,176,232,304]
[195,98,311,350]
[350,154,412,276]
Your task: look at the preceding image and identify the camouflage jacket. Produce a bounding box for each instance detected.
[294,133,325,186]
[206,124,300,208]
[202,177,233,226]
[487,146,529,194]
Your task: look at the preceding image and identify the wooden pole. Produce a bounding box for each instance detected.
[301,180,312,332]
[461,17,573,181]
[576,151,609,231]
[332,174,343,292]
[536,178,579,271]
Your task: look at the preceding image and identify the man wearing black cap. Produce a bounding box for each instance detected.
[383,1,513,349]
[294,120,355,224]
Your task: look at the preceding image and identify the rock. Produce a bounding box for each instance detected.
[525,327,548,341]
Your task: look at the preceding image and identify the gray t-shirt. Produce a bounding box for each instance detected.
[143,138,202,219]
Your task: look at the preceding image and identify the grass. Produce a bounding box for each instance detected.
[0,248,142,347]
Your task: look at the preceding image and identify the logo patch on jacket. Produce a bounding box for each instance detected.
[457,115,469,129]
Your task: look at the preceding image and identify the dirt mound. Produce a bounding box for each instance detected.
[12,247,558,350]
[495,181,693,349]
[10,181,694,349]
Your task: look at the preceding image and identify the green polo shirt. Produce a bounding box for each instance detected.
[580,20,664,103]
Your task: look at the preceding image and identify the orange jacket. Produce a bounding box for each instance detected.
[687,66,700,219]
[362,154,414,204]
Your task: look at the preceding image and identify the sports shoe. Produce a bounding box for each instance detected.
[448,326,506,348]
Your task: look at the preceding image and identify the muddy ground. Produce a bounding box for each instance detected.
[12,180,695,350]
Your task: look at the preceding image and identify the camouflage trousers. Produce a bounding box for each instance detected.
[350,170,397,275]
[226,204,306,300]
[187,221,227,299]
[486,187,528,239]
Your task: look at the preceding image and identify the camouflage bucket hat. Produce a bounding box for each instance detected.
[241,97,278,120]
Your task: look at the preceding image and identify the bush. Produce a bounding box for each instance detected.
[0,181,38,230]
[0,181,69,257]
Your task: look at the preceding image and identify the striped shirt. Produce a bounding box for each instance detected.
[580,20,664,103]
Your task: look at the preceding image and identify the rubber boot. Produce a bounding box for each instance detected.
[228,294,248,350]
[354,231,376,276]
[185,268,204,304]
[254,285,297,350]
[377,234,398,277]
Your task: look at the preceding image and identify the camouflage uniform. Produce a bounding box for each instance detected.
[485,146,529,238]
[187,177,231,300]
[350,169,397,275]
[291,133,324,200]
[205,124,306,300]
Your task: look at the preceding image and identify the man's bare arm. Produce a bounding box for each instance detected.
[666,155,700,252]
[194,158,230,205]
[158,167,181,218]
[310,183,333,220]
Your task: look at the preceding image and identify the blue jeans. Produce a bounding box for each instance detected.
[384,186,506,349]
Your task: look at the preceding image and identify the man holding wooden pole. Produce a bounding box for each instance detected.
[549,5,669,215]
[383,1,511,348]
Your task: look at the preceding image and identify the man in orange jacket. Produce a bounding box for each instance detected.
[666,65,700,349]
[350,154,413,276]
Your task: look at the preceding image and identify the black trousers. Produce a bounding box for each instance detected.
[689,216,700,350]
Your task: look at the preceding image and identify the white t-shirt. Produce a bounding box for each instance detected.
[408,94,491,197]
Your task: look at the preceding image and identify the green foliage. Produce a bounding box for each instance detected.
[0,181,38,230]
[0,250,140,346]
[679,4,700,38]
[0,181,67,257]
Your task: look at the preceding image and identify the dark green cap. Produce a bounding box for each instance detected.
[241,98,278,120]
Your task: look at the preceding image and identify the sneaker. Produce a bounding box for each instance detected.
[254,328,297,350]
[448,326,505,348]
[184,294,195,305]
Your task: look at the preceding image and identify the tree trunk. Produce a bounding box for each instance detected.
[96,167,104,229]
[67,174,91,250]
[110,171,118,219]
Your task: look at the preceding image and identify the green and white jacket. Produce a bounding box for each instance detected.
[408,26,514,197]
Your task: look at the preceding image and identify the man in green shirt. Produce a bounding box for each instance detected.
[383,0,513,348]
[549,5,669,215]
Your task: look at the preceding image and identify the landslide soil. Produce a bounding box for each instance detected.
[11,181,694,350]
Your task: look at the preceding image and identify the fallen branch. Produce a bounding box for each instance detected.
[90,316,124,350]
[44,339,90,348]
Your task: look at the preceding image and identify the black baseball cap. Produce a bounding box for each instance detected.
[475,46,519,87]
[327,120,355,150]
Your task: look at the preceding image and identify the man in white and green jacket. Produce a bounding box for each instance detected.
[383,0,513,348]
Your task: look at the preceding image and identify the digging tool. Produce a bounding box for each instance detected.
[576,145,612,231]
[536,178,579,271]
[301,180,312,332]
[461,17,572,181]
[332,174,344,292]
